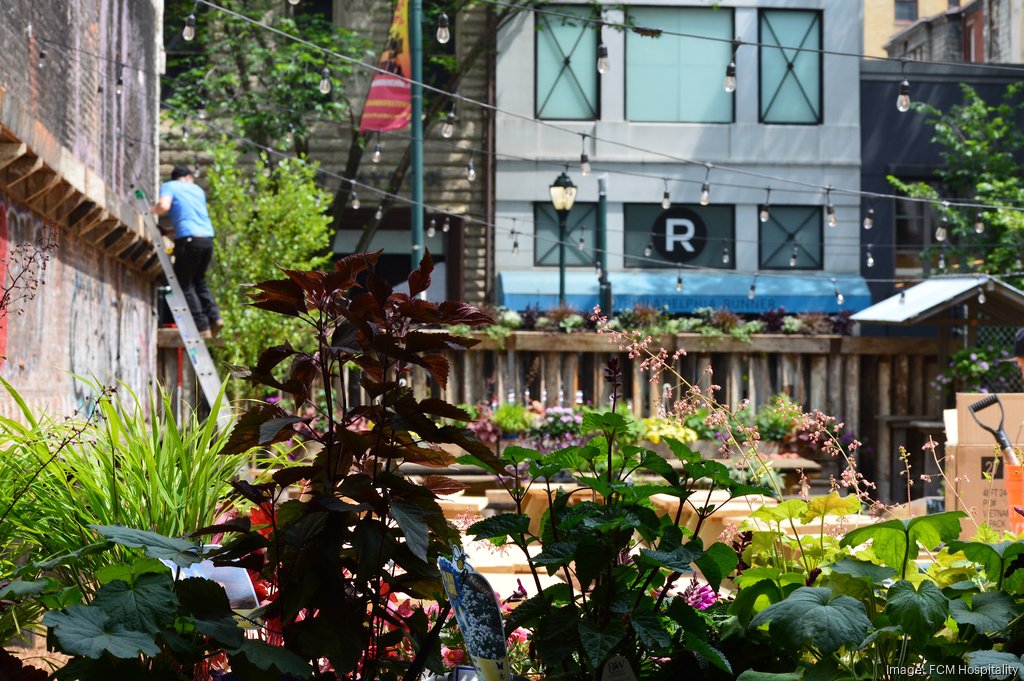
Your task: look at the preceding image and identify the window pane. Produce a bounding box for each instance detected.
[536,7,598,120]
[626,8,733,122]
[759,206,822,269]
[760,10,821,124]
[534,203,597,266]
[623,204,734,268]
[895,1,918,21]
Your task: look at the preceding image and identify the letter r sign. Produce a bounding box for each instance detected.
[665,218,696,253]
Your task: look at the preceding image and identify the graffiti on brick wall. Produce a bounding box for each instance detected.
[0,194,154,417]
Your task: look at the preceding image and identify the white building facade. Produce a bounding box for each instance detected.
[493,0,867,313]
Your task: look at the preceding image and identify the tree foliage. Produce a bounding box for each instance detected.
[205,142,334,395]
[889,84,1024,283]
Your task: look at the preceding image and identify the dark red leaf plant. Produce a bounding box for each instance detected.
[208,250,497,681]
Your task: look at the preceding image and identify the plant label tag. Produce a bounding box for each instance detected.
[602,655,636,681]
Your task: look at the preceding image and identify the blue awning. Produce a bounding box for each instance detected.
[496,271,872,314]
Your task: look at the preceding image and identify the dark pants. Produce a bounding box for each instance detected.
[173,237,220,332]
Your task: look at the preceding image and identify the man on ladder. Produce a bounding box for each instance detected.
[151,165,223,339]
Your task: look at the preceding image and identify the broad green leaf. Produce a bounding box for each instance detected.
[950,591,1017,633]
[502,445,540,466]
[730,578,784,628]
[534,604,580,667]
[0,579,51,599]
[231,639,312,678]
[753,500,809,525]
[175,577,233,620]
[737,672,804,681]
[695,542,739,592]
[534,542,578,573]
[683,631,732,673]
[43,606,160,659]
[468,514,530,541]
[801,493,861,523]
[663,437,701,464]
[839,512,966,575]
[578,619,625,668]
[28,542,110,572]
[631,610,672,650]
[94,559,169,585]
[827,558,895,585]
[733,567,782,589]
[582,411,629,437]
[948,540,1024,588]
[965,650,1024,677]
[390,500,429,562]
[749,587,871,655]
[884,580,948,640]
[638,543,702,572]
[93,574,179,634]
[91,525,202,568]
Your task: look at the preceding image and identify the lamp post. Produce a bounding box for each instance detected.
[549,171,577,305]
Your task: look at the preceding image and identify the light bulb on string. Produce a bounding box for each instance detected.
[116,70,124,96]
[319,67,331,95]
[595,262,602,277]
[866,247,874,268]
[975,211,985,234]
[863,206,875,230]
[748,274,758,300]
[699,165,711,206]
[661,179,671,210]
[288,0,300,5]
[897,79,911,113]
[372,141,382,164]
[427,217,436,238]
[442,215,451,233]
[899,290,906,305]
[578,233,585,250]
[724,59,736,93]
[825,187,837,227]
[441,109,456,139]
[721,247,730,265]
[644,242,653,258]
[351,191,360,210]
[580,135,591,176]
[938,250,946,269]
[978,287,987,304]
[789,245,799,268]
[437,12,450,44]
[466,158,477,182]
[597,37,609,74]
[183,13,196,41]
[676,269,684,292]
[935,215,948,242]
[38,47,47,69]
[759,188,771,223]
[375,205,384,221]
[182,122,190,141]
[193,158,201,179]
[512,237,519,256]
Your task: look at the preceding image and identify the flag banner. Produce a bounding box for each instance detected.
[359,0,412,133]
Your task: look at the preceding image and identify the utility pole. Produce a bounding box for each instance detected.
[410,0,425,270]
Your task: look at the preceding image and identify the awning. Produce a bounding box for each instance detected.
[851,274,1024,325]
[497,271,872,314]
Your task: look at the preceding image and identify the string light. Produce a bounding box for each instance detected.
[372,136,382,163]
[661,179,671,210]
[182,121,190,141]
[644,241,653,258]
[351,191,360,209]
[441,106,456,139]
[977,286,986,304]
[935,209,948,242]
[116,68,124,96]
[700,165,711,206]
[597,30,609,74]
[193,156,201,178]
[375,205,384,220]
[580,134,591,176]
[183,13,197,41]
[759,188,771,223]
[866,246,874,268]
[975,211,985,234]
[443,215,451,232]
[724,40,739,93]
[427,217,437,238]
[748,273,758,300]
[578,231,585,250]
[863,206,874,230]
[437,12,451,44]
[676,269,684,292]
[825,187,837,227]
[899,290,906,304]
[319,67,331,95]
[721,247,730,265]
[512,236,519,255]
[38,47,47,69]
[595,262,602,277]
[832,278,844,306]
[466,158,477,182]
[937,250,946,269]
[789,245,799,268]
[288,0,301,5]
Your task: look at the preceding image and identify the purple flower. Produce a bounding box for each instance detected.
[970,353,978,361]
[681,576,717,611]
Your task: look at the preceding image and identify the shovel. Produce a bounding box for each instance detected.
[969,394,1024,532]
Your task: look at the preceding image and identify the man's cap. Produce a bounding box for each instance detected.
[170,165,193,180]
[1016,328,1024,358]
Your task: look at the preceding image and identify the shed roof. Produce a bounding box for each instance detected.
[850,275,1024,325]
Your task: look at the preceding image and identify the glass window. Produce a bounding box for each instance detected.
[759,10,822,124]
[533,203,597,266]
[895,1,918,22]
[623,204,734,268]
[626,8,733,122]
[535,6,599,120]
[759,206,823,269]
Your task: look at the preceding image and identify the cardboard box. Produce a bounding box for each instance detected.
[947,394,1024,535]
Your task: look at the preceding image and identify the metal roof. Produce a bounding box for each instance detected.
[850,275,1024,325]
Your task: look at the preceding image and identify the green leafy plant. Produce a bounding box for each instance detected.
[934,345,1018,395]
[491,403,535,435]
[205,142,334,397]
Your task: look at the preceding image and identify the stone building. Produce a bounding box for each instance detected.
[0,1,162,415]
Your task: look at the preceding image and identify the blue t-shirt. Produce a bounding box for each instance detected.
[159,180,215,238]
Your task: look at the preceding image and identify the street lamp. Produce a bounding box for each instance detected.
[549,171,577,304]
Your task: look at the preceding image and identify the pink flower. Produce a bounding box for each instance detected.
[442,646,467,668]
[681,576,718,611]
[508,627,530,644]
